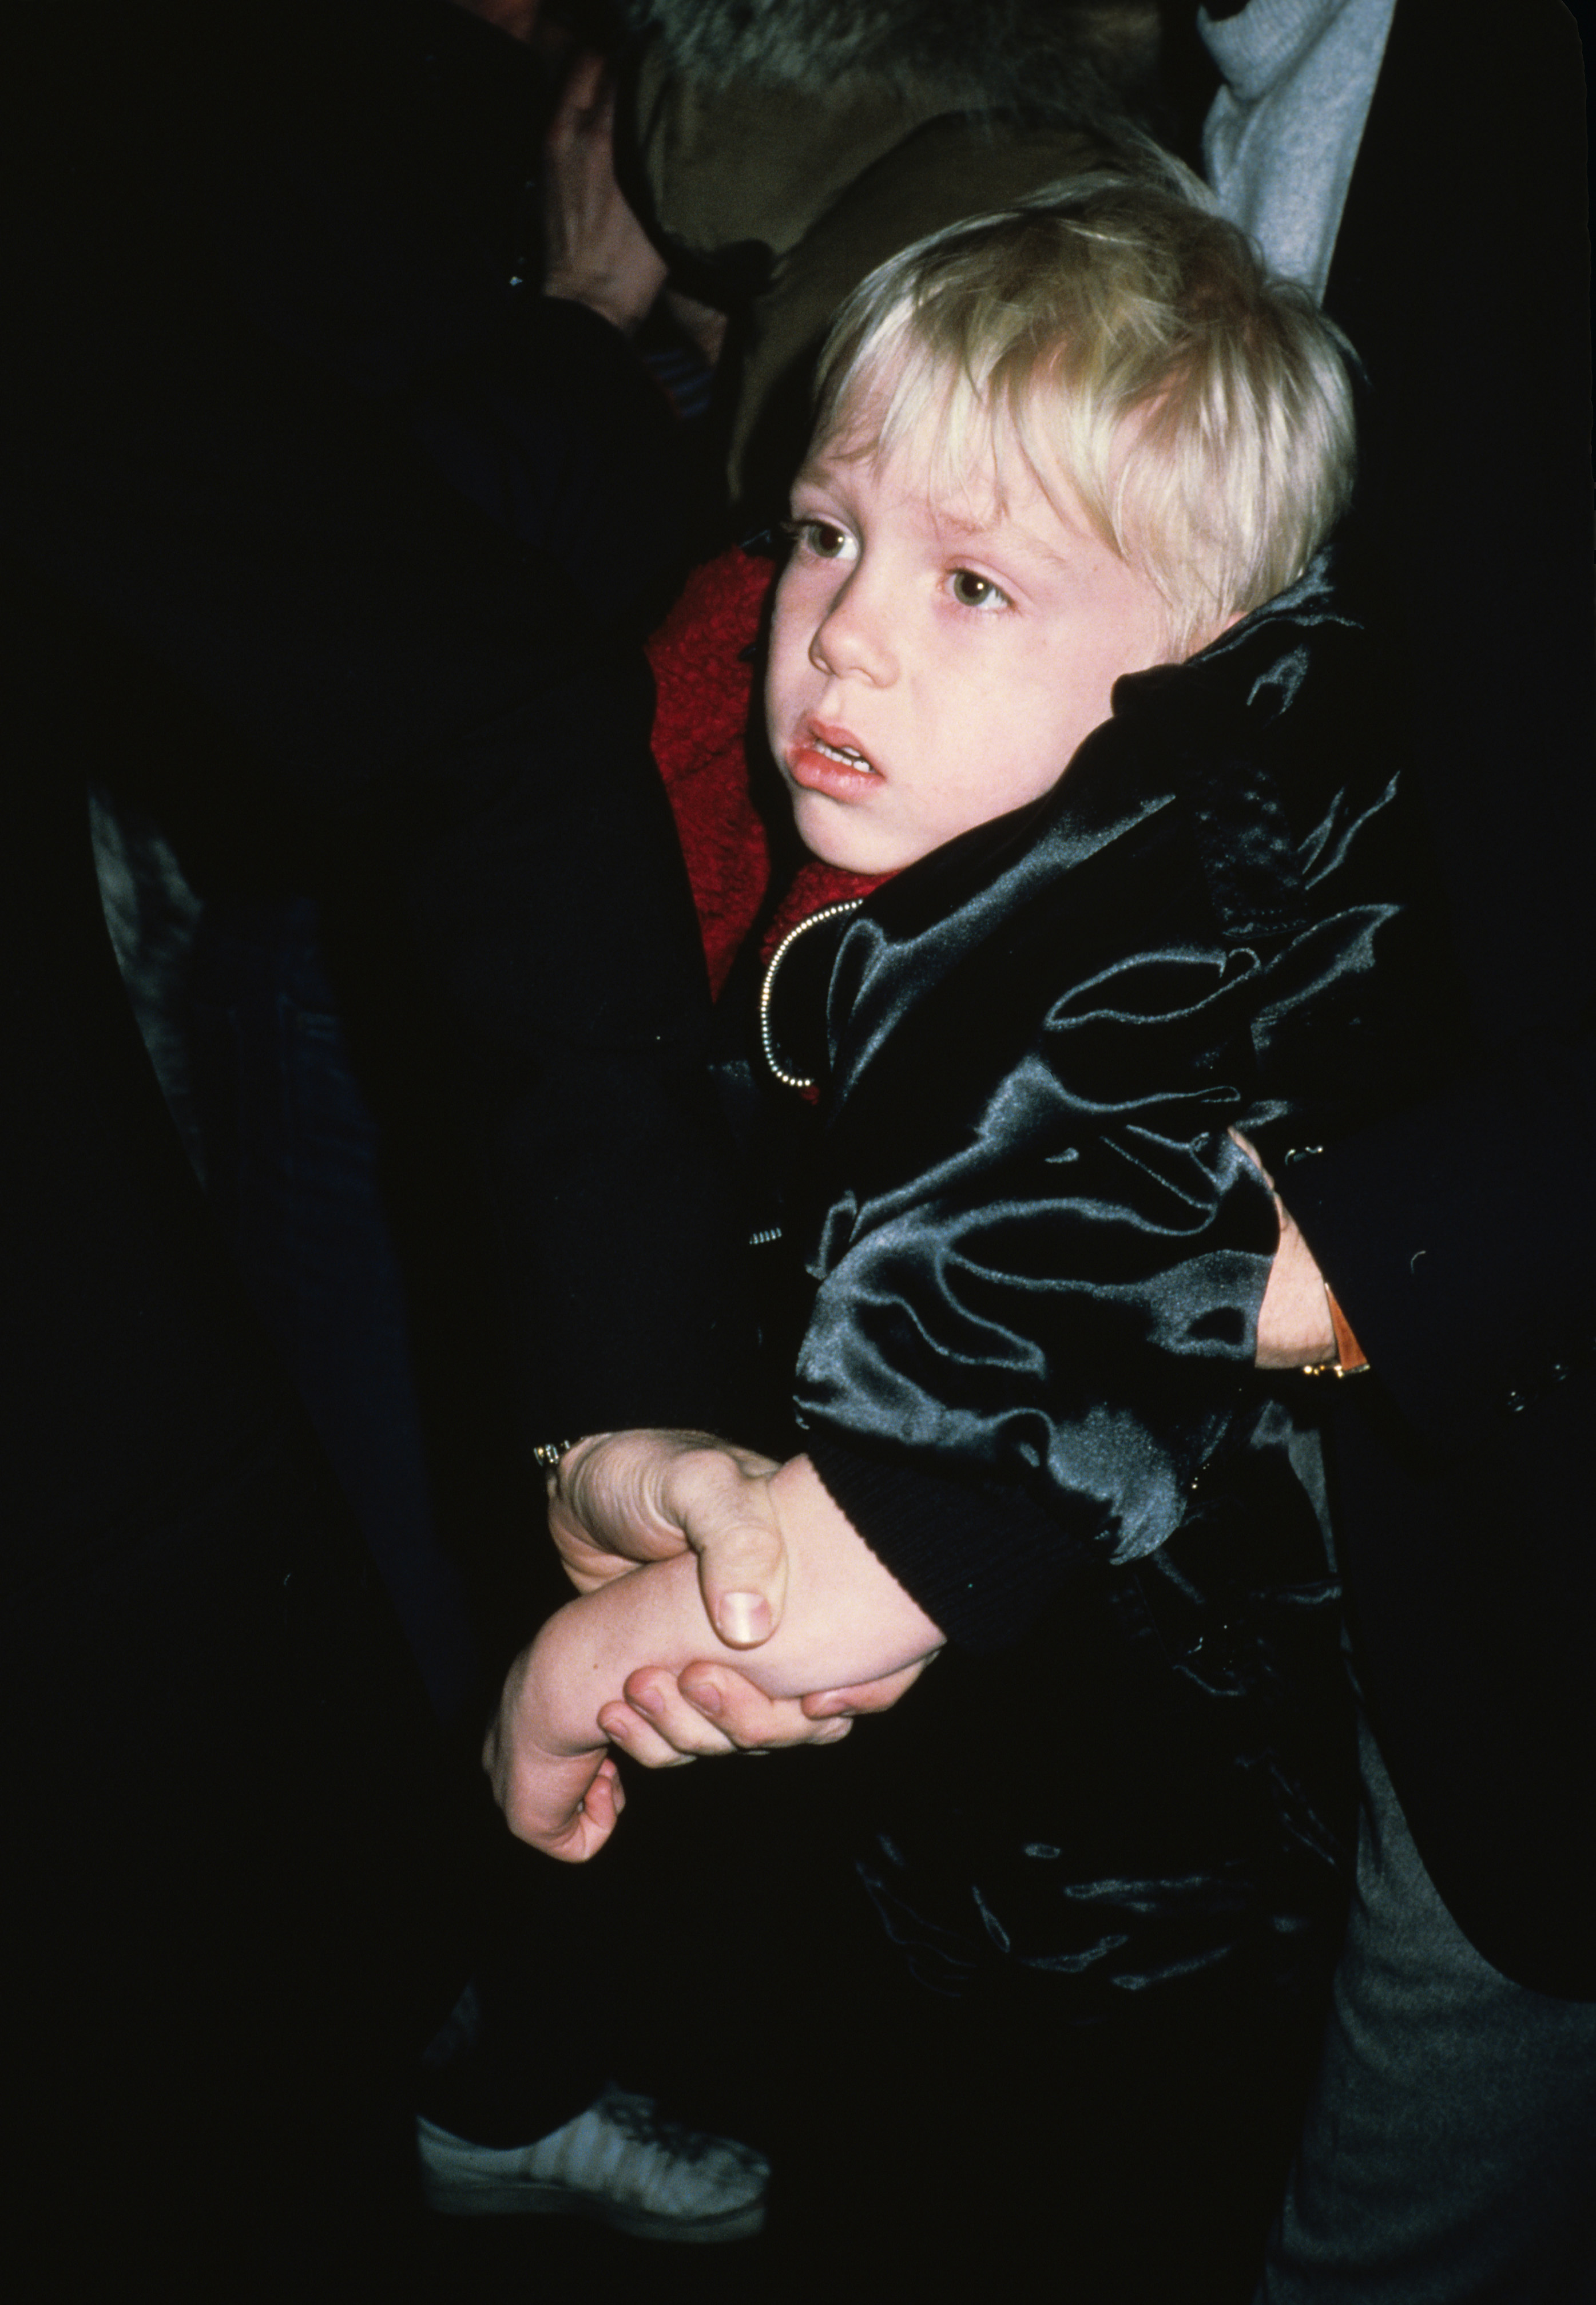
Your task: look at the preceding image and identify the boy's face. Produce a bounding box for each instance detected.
[765,414,1176,875]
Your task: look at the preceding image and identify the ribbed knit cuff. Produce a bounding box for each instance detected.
[806,1436,1096,1655]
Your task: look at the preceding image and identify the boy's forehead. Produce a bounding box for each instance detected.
[807,385,993,499]
[800,412,1089,560]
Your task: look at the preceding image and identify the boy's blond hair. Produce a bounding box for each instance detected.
[811,175,1357,655]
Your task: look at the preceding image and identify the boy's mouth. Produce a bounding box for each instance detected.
[787,718,881,799]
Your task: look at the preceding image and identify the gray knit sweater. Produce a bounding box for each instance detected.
[1200,0,1398,298]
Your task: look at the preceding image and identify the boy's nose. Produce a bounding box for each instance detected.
[809,573,896,685]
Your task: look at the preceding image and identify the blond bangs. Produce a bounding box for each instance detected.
[810,181,1357,658]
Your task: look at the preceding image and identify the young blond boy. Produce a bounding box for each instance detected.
[486,181,1410,1899]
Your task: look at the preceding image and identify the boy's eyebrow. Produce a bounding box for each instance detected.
[928,500,1078,572]
[791,446,870,494]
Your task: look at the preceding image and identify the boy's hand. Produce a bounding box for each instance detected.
[597,1657,931,1766]
[549,1431,789,1649]
[485,1641,626,1861]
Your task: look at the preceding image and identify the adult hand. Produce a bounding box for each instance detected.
[549,1430,789,1648]
[542,51,667,336]
[597,1655,932,1767]
[1230,1129,1337,1368]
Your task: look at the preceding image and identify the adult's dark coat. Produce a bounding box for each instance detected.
[1281,0,1595,1996]
[3,0,752,2275]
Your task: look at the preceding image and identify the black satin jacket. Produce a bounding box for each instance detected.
[771,554,1439,1597]
[748,554,1446,1999]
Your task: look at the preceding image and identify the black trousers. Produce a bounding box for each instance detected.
[3,1411,485,2295]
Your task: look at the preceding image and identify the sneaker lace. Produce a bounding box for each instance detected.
[603,2088,740,2167]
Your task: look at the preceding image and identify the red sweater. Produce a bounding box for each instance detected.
[646,547,890,997]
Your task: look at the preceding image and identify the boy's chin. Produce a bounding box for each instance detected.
[800,831,898,876]
[793,798,908,878]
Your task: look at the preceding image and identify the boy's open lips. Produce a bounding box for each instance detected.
[785,718,881,802]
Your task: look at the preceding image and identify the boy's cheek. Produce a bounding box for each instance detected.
[766,579,803,676]
[764,653,811,764]
[763,628,792,737]
[767,572,831,701]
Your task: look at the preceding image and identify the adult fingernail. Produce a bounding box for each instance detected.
[718,1591,770,1645]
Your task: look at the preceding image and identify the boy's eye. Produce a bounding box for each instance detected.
[788,517,855,562]
[948,568,1008,610]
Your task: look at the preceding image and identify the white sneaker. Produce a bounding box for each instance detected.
[416,2082,769,2243]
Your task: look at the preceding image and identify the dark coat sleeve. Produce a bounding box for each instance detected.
[1266,0,1596,1993]
[1299,0,1596,1434]
[1283,1044,1596,1449]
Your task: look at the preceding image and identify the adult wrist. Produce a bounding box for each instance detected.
[543,276,652,337]
[1326,1285,1368,1374]
[1304,1284,1369,1378]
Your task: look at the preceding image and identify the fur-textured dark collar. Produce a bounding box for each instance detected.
[618,0,1159,116]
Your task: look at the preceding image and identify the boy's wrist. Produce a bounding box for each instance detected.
[517,1554,715,1755]
[486,1634,624,1859]
[509,1604,612,1762]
